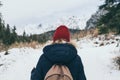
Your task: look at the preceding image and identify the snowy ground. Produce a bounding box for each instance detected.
[0,36,120,80]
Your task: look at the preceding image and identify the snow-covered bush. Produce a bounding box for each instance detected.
[114,56,120,70]
[4,51,10,55]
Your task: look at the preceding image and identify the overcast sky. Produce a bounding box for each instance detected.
[0,0,104,28]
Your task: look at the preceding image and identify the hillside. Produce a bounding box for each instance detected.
[0,12,83,46]
[16,16,81,35]
[34,29,81,41]
[0,35,120,80]
[86,0,120,34]
[0,1,120,79]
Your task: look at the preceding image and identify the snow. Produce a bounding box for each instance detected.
[0,36,120,80]
[0,48,41,80]
[16,16,86,35]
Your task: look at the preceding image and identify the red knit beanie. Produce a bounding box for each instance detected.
[53,25,70,42]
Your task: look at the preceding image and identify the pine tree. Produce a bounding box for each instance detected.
[99,0,120,9]
[10,26,17,44]
[0,1,3,42]
[3,24,11,45]
[22,30,27,42]
[97,0,120,34]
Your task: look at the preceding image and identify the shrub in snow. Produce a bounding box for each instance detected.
[94,41,99,44]
[106,42,110,45]
[114,56,120,70]
[0,64,3,67]
[4,51,10,55]
[115,38,119,41]
[111,41,115,44]
[99,42,104,46]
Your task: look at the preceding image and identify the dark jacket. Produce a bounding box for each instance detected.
[31,43,86,80]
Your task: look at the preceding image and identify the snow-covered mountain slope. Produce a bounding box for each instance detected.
[85,8,108,29]
[0,36,120,80]
[16,16,82,35]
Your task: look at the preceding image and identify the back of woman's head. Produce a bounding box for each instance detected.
[53,25,70,43]
[52,25,76,47]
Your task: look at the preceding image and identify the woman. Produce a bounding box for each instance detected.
[31,25,87,80]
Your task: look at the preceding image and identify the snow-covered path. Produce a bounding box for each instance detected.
[0,39,120,80]
[0,48,41,80]
[79,45,120,80]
